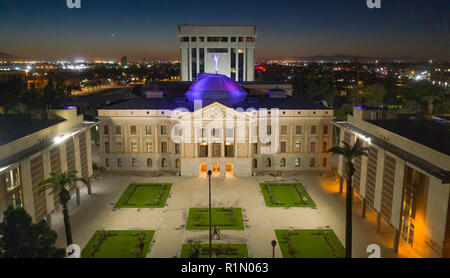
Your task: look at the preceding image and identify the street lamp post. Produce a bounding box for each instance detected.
[208,170,213,258]
[271,240,277,258]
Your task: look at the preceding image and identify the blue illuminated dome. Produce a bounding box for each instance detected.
[185,73,247,101]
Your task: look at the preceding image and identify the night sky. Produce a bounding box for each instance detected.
[0,0,448,61]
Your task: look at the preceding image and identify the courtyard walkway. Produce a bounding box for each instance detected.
[51,173,408,258]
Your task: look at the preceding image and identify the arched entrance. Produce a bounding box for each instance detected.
[213,163,220,176]
[199,163,207,177]
[226,163,234,177]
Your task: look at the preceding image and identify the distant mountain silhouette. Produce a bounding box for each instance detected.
[0,52,23,61]
[283,54,418,62]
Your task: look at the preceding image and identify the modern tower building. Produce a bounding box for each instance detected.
[178,25,257,82]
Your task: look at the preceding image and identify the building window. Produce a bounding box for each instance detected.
[146,142,153,153]
[117,159,123,168]
[280,141,287,153]
[296,126,302,134]
[323,158,327,168]
[161,125,167,135]
[295,141,301,152]
[295,158,301,167]
[238,37,244,42]
[311,125,317,135]
[190,36,197,42]
[252,143,258,154]
[180,36,188,42]
[103,125,109,135]
[175,159,180,168]
[147,159,153,167]
[310,142,316,153]
[323,125,329,135]
[161,142,168,153]
[212,143,221,157]
[5,167,21,190]
[212,128,221,138]
[105,159,110,167]
[310,158,316,168]
[265,158,272,168]
[280,158,286,167]
[104,141,110,153]
[226,128,234,138]
[253,159,258,168]
[191,47,197,80]
[199,144,208,157]
[146,125,152,135]
[281,125,287,134]
[116,142,123,152]
[225,143,234,157]
[130,125,137,135]
[115,126,121,135]
[199,48,205,73]
[131,142,138,153]
[323,142,328,153]
[175,143,180,154]
[246,37,255,42]
[161,158,168,168]
[207,37,228,42]
[132,158,138,168]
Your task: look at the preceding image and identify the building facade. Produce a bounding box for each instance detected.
[0,107,96,224]
[98,74,333,177]
[178,25,257,82]
[333,107,450,258]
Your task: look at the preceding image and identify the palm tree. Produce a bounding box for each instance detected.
[328,138,368,258]
[38,170,87,247]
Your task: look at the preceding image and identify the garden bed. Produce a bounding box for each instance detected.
[260,183,316,207]
[186,208,244,230]
[115,183,172,208]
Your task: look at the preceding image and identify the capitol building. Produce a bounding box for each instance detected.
[97,73,334,177]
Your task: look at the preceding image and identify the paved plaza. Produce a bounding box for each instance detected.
[51,172,414,258]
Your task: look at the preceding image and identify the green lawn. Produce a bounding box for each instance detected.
[81,230,155,258]
[180,244,248,258]
[115,183,172,208]
[186,208,244,230]
[275,229,345,258]
[260,183,316,208]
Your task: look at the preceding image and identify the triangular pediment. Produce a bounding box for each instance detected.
[181,102,249,121]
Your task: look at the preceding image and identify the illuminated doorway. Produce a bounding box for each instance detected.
[226,163,234,177]
[199,163,207,177]
[213,163,220,176]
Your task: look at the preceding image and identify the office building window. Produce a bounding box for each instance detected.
[161,158,168,168]
[323,158,327,168]
[265,158,272,168]
[280,158,286,167]
[323,125,329,135]
[130,125,137,135]
[146,142,152,153]
[104,141,110,153]
[281,125,287,134]
[147,159,152,167]
[180,36,188,42]
[280,141,287,153]
[253,159,258,168]
[231,48,236,80]
[103,125,109,135]
[161,142,168,153]
[295,158,301,167]
[132,158,138,168]
[295,141,301,152]
[238,37,244,42]
[311,125,317,135]
[296,126,302,134]
[252,143,258,154]
[323,142,328,152]
[117,159,123,168]
[175,159,180,168]
[161,125,167,135]
[105,159,110,167]
[175,143,180,154]
[199,48,205,73]
[238,49,244,81]
[116,142,123,152]
[191,48,197,80]
[145,125,152,135]
[310,158,316,168]
[310,142,316,153]
[190,37,196,42]
[131,142,138,153]
[207,37,228,42]
[115,126,121,135]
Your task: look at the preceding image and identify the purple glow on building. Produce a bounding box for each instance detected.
[185,74,247,101]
